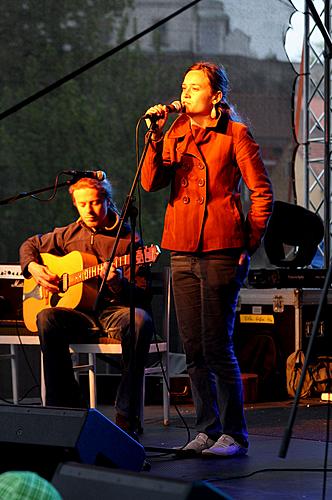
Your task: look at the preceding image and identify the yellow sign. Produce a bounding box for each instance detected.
[239,314,274,324]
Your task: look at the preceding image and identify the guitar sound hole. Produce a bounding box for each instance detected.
[50,294,61,307]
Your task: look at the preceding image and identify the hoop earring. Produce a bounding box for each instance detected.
[210,104,217,119]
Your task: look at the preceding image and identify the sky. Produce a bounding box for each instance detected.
[284,0,325,62]
[222,0,293,61]
[221,0,325,63]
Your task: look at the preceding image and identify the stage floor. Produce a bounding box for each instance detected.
[99,399,332,500]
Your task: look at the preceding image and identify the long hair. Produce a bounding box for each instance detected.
[184,61,242,122]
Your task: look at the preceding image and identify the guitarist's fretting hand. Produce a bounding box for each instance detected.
[100,263,123,293]
[27,261,60,293]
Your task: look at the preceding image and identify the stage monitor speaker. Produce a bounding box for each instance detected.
[0,405,145,480]
[52,462,232,500]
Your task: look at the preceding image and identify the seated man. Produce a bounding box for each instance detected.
[20,176,153,437]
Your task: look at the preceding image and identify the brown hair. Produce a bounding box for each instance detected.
[185,61,241,122]
[69,177,119,213]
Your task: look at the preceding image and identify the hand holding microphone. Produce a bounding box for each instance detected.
[144,100,182,138]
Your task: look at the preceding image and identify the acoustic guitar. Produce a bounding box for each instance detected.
[23,245,161,332]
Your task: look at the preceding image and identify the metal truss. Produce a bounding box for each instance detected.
[304,0,332,266]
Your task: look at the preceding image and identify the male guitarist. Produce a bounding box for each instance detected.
[20,176,154,438]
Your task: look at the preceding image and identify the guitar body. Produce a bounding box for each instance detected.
[23,251,99,332]
[23,244,161,333]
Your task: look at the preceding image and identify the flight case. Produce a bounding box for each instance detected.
[233,288,332,400]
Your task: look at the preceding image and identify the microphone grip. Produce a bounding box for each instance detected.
[143,101,182,120]
[143,112,163,120]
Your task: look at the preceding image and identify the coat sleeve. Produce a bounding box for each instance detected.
[140,134,173,192]
[234,125,274,255]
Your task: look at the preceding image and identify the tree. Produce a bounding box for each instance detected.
[0,1,136,261]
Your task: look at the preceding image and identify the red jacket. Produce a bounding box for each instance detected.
[141,114,273,255]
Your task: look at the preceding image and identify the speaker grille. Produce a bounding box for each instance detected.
[0,406,88,447]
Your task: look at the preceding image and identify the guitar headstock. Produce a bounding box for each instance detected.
[136,245,161,265]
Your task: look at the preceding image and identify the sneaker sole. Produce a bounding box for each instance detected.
[202,448,248,457]
[175,448,205,457]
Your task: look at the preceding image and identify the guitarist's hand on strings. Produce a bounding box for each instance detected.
[101,263,123,293]
[28,261,60,293]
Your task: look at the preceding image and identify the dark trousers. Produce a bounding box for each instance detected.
[37,305,153,418]
[171,252,249,446]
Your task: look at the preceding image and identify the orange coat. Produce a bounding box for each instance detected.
[141,114,273,255]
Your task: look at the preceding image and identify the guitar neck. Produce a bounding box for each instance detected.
[68,254,131,288]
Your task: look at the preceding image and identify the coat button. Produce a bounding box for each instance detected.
[183,196,190,204]
[197,196,204,204]
[198,178,205,187]
[181,178,188,187]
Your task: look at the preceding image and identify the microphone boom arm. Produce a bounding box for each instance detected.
[0,170,106,205]
[0,180,71,205]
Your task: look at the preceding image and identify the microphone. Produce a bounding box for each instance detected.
[143,100,182,119]
[62,170,107,181]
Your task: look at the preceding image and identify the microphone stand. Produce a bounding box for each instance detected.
[0,181,71,205]
[93,119,188,456]
[101,120,181,457]
[0,171,105,206]
[94,119,159,433]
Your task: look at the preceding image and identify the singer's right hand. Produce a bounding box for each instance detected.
[144,104,168,137]
[28,261,60,293]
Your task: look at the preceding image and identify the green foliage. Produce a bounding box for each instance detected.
[0,2,190,262]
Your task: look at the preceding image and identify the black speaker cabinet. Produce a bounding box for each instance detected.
[0,405,145,479]
[52,462,232,500]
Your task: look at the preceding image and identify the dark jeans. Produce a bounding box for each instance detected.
[171,252,249,446]
[37,305,153,418]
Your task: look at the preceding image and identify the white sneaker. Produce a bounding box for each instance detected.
[180,433,216,455]
[202,434,248,457]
